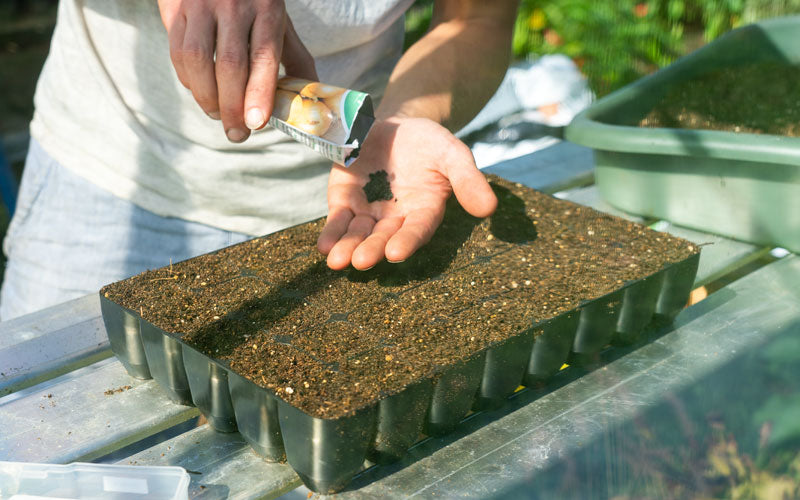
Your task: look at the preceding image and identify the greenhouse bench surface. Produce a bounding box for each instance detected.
[2,139,795,499]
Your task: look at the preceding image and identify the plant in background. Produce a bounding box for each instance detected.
[405,0,800,96]
[512,0,681,95]
[673,0,800,40]
[403,0,434,52]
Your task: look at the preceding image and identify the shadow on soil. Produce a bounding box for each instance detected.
[185,180,537,366]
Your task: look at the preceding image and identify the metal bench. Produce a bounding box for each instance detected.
[1,140,789,499]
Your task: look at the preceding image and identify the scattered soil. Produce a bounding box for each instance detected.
[363,170,394,202]
[104,385,133,396]
[640,62,800,136]
[102,175,698,419]
[39,393,55,408]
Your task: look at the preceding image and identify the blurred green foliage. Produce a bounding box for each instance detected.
[404,0,800,95]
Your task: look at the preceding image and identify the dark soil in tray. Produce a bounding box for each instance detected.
[640,62,800,137]
[101,175,697,419]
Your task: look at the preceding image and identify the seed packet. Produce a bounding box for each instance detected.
[269,77,374,166]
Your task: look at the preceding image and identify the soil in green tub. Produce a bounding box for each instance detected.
[101,175,698,419]
[640,62,800,137]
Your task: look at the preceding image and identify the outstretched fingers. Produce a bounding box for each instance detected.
[324,214,376,270]
[318,206,353,255]
[384,208,444,264]
[351,216,404,270]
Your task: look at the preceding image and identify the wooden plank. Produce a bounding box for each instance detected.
[0,294,111,397]
[0,358,198,463]
[559,186,771,287]
[483,141,595,194]
[120,425,301,500]
[335,255,800,498]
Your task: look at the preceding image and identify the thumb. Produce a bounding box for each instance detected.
[445,141,498,218]
[281,16,318,81]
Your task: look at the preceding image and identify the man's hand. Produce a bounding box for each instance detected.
[317,0,517,270]
[317,117,497,270]
[158,0,317,143]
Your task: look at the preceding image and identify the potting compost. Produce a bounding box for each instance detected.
[101,174,699,492]
[565,16,800,254]
[640,62,800,137]
[102,174,697,417]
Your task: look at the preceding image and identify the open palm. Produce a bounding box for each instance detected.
[317,116,497,270]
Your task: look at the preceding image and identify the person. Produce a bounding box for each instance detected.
[0,0,519,320]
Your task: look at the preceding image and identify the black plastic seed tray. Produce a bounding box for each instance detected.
[100,182,700,494]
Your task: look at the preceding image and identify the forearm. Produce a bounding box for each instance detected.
[376,0,519,131]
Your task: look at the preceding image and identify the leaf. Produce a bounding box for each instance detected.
[668,0,685,20]
[754,394,800,448]
[708,448,733,478]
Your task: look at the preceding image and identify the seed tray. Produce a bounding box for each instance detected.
[100,176,699,493]
[564,16,800,252]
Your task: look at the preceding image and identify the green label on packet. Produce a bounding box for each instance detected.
[343,91,368,131]
[266,77,375,167]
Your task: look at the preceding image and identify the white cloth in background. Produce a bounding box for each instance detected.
[458,55,595,168]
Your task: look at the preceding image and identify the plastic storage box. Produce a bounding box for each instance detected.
[0,462,189,499]
[565,16,800,252]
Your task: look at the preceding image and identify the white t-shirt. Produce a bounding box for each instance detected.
[30,0,413,235]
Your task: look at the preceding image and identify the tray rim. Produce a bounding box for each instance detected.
[99,250,699,421]
[564,15,800,165]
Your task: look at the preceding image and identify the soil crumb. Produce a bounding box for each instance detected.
[104,385,133,396]
[363,170,394,202]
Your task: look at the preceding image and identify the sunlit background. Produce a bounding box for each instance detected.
[406,0,800,95]
[2,2,800,498]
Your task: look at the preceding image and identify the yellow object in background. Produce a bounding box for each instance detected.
[528,8,546,30]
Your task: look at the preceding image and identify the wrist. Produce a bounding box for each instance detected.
[375,108,418,123]
[375,95,450,125]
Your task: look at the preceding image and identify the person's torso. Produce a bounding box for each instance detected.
[30,0,413,235]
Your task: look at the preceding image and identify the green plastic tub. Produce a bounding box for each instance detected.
[565,16,800,252]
